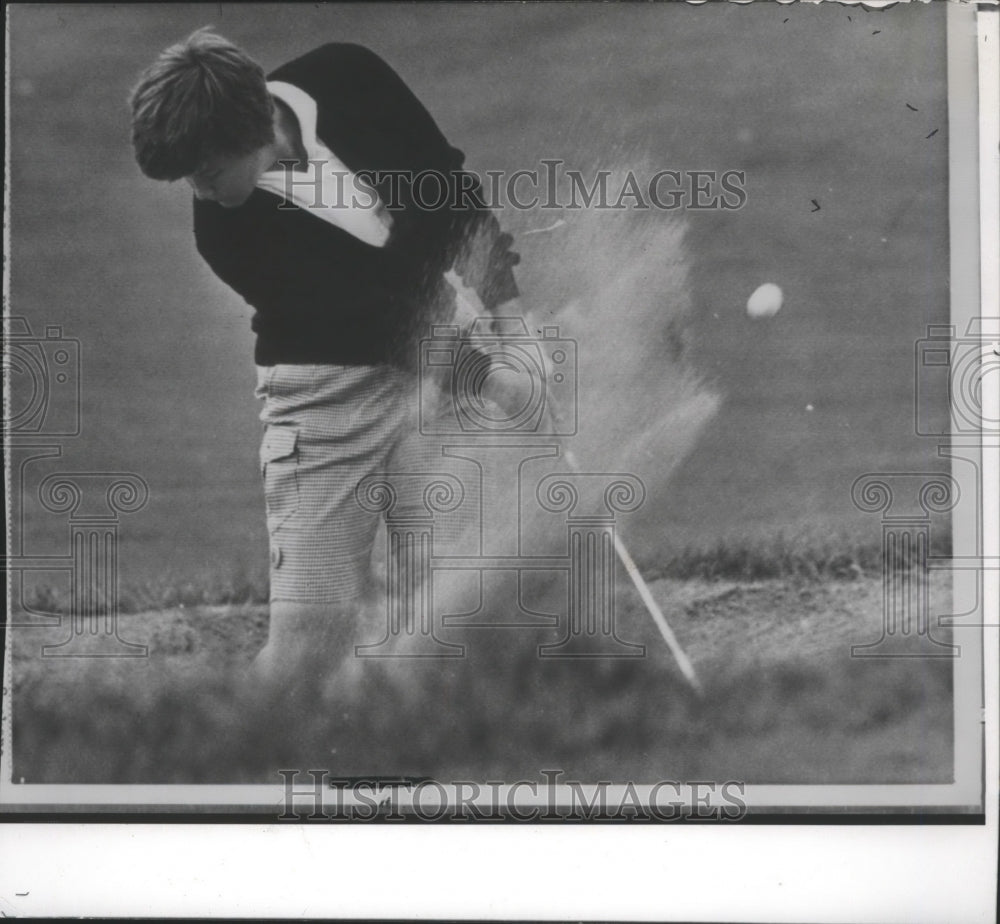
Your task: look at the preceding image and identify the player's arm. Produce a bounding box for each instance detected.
[448,205,520,319]
[314,44,520,315]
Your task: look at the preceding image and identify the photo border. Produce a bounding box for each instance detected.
[1,3,997,915]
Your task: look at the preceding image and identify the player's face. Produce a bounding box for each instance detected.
[185,148,268,208]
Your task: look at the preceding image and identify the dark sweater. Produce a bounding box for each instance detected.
[193,43,519,367]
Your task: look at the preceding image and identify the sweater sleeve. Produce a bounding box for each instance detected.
[302,44,520,312]
[447,185,520,312]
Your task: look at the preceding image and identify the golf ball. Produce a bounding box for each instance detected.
[747,283,783,318]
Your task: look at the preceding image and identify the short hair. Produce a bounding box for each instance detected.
[129,28,274,180]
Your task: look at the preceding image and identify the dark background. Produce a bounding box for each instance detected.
[8,1,948,595]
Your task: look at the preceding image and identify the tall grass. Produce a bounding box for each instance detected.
[646,526,952,583]
[19,517,951,617]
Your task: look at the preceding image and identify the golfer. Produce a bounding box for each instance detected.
[128,29,521,681]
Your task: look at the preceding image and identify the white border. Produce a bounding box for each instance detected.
[1,0,991,820]
[1,2,997,919]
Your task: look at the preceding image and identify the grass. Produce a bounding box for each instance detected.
[22,564,271,617]
[646,525,951,583]
[19,522,952,616]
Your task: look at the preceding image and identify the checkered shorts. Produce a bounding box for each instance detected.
[256,363,462,604]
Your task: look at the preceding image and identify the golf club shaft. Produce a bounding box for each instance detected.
[462,290,704,693]
[559,445,703,696]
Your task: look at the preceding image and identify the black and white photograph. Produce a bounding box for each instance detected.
[2,0,997,916]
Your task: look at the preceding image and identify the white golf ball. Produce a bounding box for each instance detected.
[747,283,783,318]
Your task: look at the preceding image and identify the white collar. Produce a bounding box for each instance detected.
[257,80,392,248]
[266,81,324,161]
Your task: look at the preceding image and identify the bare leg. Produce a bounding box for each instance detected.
[249,600,377,702]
